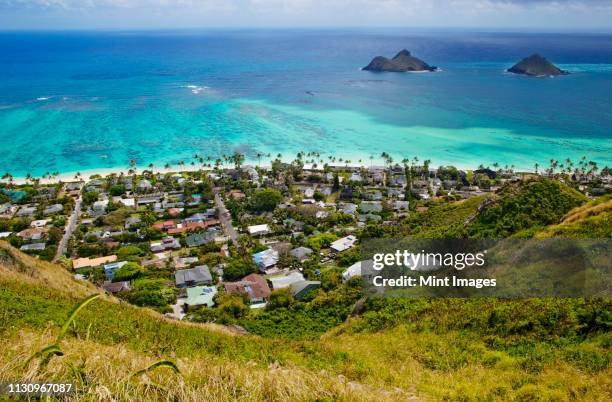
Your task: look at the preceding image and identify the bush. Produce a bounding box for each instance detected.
[266,288,294,310]
[307,232,338,252]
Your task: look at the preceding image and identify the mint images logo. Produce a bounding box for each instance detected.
[361,238,611,298]
[372,249,487,271]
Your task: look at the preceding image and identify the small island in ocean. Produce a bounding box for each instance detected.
[363,49,437,72]
[507,53,568,76]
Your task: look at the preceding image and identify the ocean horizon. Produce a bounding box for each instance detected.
[1,29,611,178]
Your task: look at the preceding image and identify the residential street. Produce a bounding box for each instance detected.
[54,191,82,262]
[214,191,238,243]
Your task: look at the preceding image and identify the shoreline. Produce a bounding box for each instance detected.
[8,158,532,185]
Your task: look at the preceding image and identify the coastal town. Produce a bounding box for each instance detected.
[1,153,610,324]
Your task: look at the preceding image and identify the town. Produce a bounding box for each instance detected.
[1,153,610,330]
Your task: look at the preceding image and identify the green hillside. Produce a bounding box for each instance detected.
[1,241,610,401]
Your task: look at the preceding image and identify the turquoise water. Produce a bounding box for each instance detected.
[0,30,611,176]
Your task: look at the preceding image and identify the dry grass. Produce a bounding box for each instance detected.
[0,330,413,401]
[562,197,612,224]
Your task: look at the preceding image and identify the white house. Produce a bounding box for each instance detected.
[247,224,270,236]
[342,260,373,282]
[330,235,357,253]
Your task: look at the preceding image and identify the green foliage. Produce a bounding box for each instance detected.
[266,288,295,310]
[223,257,257,282]
[250,188,282,212]
[82,191,98,206]
[242,284,361,340]
[306,232,338,252]
[401,196,485,238]
[109,184,126,196]
[113,262,143,282]
[117,245,145,260]
[468,179,587,238]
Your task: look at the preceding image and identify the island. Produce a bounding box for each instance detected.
[507,54,568,76]
[363,49,437,72]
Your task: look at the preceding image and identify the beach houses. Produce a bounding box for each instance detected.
[330,235,357,253]
[184,286,217,308]
[252,248,279,272]
[248,224,271,236]
[224,274,271,305]
[175,265,213,288]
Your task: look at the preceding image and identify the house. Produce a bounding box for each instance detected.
[124,216,141,229]
[247,224,270,236]
[115,197,136,208]
[0,204,18,218]
[137,195,161,206]
[224,273,271,304]
[290,246,313,262]
[103,261,128,280]
[268,271,305,290]
[339,187,355,201]
[304,188,315,198]
[342,260,374,282]
[290,281,321,300]
[16,206,36,217]
[150,236,181,252]
[20,243,46,252]
[17,227,48,241]
[252,249,279,271]
[92,200,109,213]
[348,172,363,182]
[72,255,117,270]
[175,256,199,269]
[185,229,218,247]
[339,203,357,215]
[137,179,153,192]
[175,265,213,288]
[30,219,49,228]
[360,201,382,213]
[330,235,357,253]
[101,281,131,294]
[43,204,64,215]
[185,286,218,308]
[229,190,246,200]
[359,213,382,223]
[393,200,409,211]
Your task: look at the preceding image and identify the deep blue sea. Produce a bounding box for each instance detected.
[0,29,611,177]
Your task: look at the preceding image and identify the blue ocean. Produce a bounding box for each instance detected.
[0,29,611,177]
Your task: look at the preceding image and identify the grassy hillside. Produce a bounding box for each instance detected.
[534,195,612,238]
[1,241,610,401]
[467,179,587,238]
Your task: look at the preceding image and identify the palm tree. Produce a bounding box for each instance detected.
[534,163,539,174]
[232,151,245,170]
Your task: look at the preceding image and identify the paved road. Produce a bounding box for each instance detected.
[54,191,82,262]
[214,192,238,243]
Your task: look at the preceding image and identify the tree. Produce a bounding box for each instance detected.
[232,151,245,170]
[266,288,294,310]
[250,188,282,212]
[113,262,143,282]
[109,184,126,196]
[223,257,257,281]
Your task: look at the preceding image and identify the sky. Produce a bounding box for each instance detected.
[0,0,610,31]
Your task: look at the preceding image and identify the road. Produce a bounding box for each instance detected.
[54,190,82,262]
[214,191,238,243]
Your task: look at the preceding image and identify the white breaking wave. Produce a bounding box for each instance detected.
[184,84,210,94]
